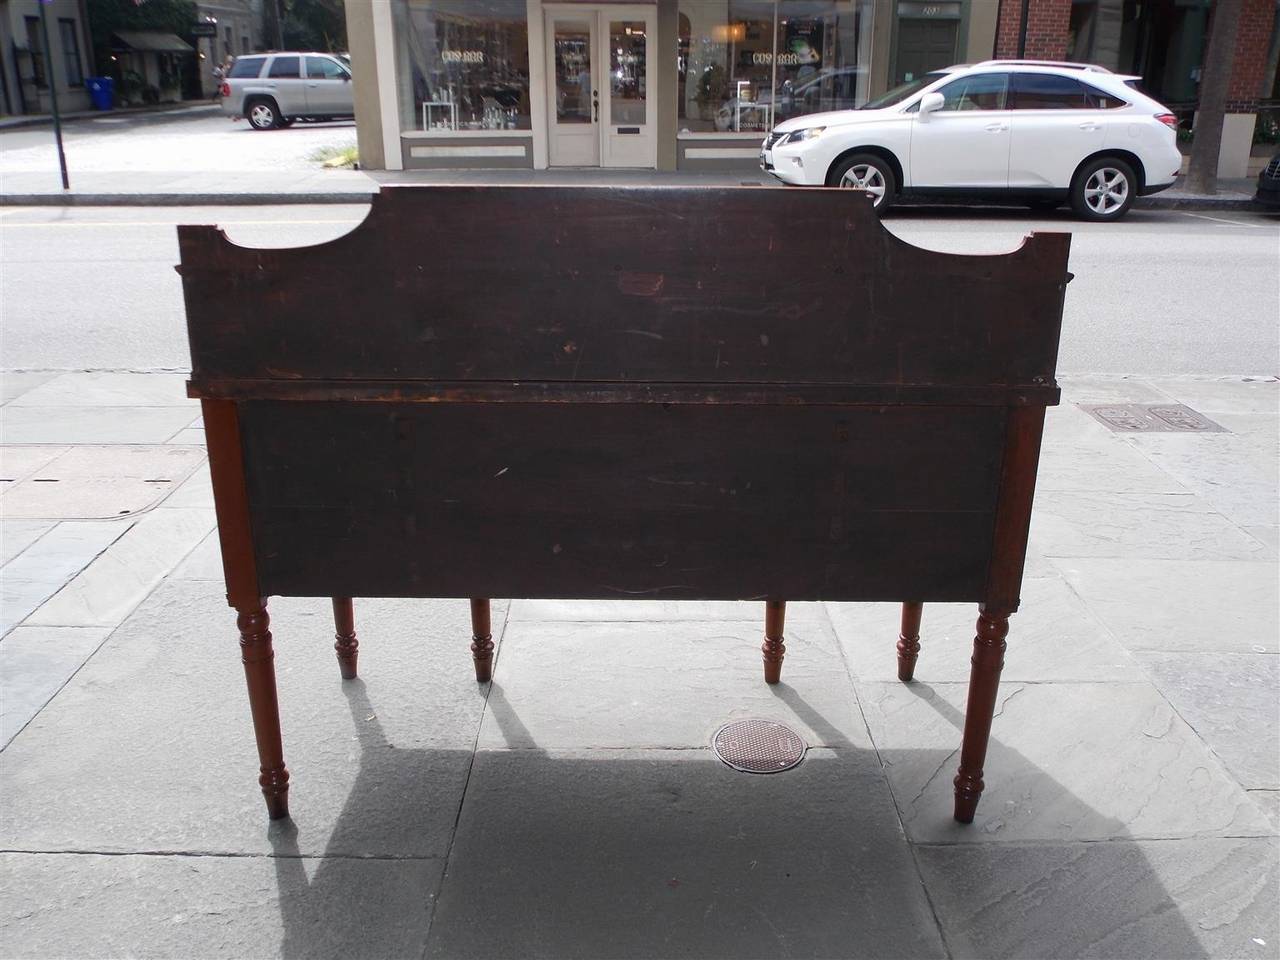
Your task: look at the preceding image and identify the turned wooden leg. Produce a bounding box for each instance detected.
[762,600,786,684]
[332,597,358,680]
[897,601,923,682]
[953,605,1010,824]
[470,598,494,682]
[237,600,290,820]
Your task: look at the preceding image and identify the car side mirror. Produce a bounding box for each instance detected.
[342,73,351,82]
[918,92,944,120]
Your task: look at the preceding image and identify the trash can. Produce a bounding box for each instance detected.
[85,77,114,111]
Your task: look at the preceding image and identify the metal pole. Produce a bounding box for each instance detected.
[1016,0,1030,58]
[38,0,69,190]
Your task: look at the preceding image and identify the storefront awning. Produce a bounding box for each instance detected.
[111,31,195,54]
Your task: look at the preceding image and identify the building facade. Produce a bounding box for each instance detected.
[346,0,1278,175]
[0,0,94,116]
[194,0,265,97]
[346,0,999,171]
[995,0,1279,178]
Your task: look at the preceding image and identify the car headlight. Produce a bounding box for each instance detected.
[784,126,825,144]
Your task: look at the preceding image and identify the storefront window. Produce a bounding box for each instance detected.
[678,1,873,134]
[395,0,531,132]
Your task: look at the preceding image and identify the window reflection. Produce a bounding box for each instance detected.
[396,0,531,131]
[554,21,592,123]
[610,21,647,125]
[677,1,873,134]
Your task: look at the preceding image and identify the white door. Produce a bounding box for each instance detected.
[545,5,656,168]
[546,12,598,166]
[909,72,1012,188]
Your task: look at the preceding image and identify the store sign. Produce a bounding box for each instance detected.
[442,50,485,64]
[191,21,217,37]
[751,52,802,66]
[896,2,962,17]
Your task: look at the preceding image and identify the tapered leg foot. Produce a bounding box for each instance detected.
[952,605,1010,824]
[238,601,290,820]
[897,601,923,682]
[332,597,358,680]
[470,598,494,682]
[762,600,786,684]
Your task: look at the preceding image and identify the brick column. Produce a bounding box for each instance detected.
[1217,0,1274,178]
[994,0,1071,60]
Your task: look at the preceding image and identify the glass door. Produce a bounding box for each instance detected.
[600,13,653,167]
[546,14,598,166]
[544,5,656,168]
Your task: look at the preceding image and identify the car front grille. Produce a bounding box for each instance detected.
[1264,155,1280,180]
[763,132,785,150]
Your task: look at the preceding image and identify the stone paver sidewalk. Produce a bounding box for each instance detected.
[0,371,1277,959]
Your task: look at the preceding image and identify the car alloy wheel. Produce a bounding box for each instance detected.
[839,164,887,206]
[1083,166,1129,217]
[249,102,277,130]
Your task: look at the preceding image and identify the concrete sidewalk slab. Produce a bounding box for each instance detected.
[0,851,442,960]
[478,618,866,751]
[856,680,1272,843]
[426,747,946,960]
[1052,557,1280,654]
[0,581,503,858]
[828,577,1142,684]
[916,837,1279,960]
[1135,651,1280,790]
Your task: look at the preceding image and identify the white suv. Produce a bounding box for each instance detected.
[760,60,1182,221]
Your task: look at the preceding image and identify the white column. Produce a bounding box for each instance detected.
[372,0,404,171]
[528,0,549,168]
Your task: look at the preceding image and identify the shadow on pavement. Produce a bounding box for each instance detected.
[265,676,1211,960]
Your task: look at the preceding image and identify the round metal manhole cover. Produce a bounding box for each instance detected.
[712,719,806,774]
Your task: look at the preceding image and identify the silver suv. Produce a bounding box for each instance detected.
[220,52,354,130]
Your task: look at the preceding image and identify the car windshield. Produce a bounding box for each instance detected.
[860,73,947,110]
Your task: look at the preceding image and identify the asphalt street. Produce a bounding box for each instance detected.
[1,203,1276,375]
[0,105,356,174]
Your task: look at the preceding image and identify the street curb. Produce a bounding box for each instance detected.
[0,192,375,206]
[1136,195,1262,210]
[0,190,1264,211]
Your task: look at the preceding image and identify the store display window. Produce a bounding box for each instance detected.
[396,0,532,132]
[678,0,873,134]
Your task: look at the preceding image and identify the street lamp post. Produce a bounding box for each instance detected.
[37,0,70,190]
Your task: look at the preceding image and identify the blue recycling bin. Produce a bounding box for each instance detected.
[86,77,114,111]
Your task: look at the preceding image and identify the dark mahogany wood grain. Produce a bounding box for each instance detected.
[180,185,1070,824]
[470,599,494,683]
[897,602,923,682]
[178,186,1069,388]
[332,597,358,680]
[762,601,786,684]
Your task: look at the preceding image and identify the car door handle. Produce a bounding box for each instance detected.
[1079,122,1100,131]
[985,123,1008,132]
